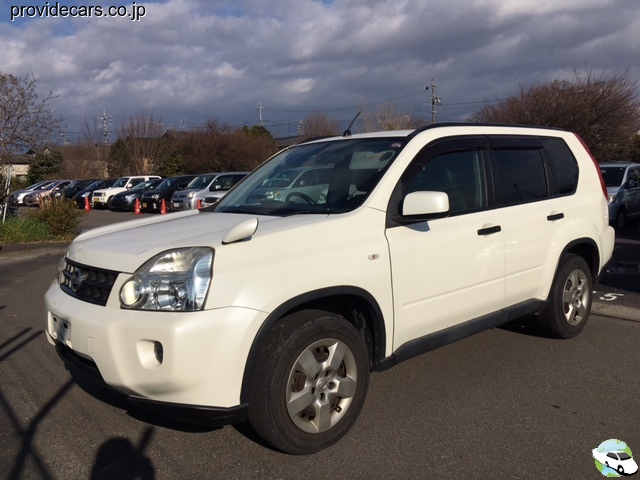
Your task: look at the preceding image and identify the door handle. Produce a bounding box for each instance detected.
[547,212,564,221]
[477,224,501,236]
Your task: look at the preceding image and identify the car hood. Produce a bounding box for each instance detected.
[67,210,327,272]
[173,188,202,195]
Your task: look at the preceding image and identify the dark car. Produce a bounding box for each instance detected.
[57,179,100,201]
[139,175,197,213]
[109,178,163,212]
[72,178,118,209]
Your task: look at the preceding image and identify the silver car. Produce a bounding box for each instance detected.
[171,172,248,210]
[600,162,640,229]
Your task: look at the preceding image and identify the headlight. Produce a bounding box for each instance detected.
[187,192,195,198]
[607,193,616,204]
[120,248,213,311]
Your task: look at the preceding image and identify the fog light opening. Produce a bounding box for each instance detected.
[154,341,164,364]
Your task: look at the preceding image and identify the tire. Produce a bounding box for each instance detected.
[614,209,626,230]
[538,254,593,339]
[248,310,370,454]
[618,465,624,474]
[286,192,315,204]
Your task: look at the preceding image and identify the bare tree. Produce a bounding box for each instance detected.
[170,118,277,174]
[298,111,341,139]
[111,109,173,175]
[470,68,640,162]
[360,102,425,133]
[0,72,63,170]
[59,117,109,179]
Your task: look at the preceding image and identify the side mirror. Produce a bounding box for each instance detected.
[398,191,450,224]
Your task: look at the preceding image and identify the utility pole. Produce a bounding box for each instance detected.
[257,101,264,127]
[97,109,112,146]
[426,80,441,124]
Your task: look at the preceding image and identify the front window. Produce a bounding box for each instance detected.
[215,137,405,216]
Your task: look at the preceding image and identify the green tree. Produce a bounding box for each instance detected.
[27,149,63,183]
[107,138,129,177]
[155,152,185,177]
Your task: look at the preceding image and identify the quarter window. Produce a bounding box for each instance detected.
[540,137,578,195]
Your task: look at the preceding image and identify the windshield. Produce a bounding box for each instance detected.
[600,166,626,187]
[129,180,158,192]
[215,137,406,216]
[112,177,129,188]
[156,177,178,189]
[187,174,218,189]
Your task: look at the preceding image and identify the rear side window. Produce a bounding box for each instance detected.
[493,149,548,205]
[540,137,578,195]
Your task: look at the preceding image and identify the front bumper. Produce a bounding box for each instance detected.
[54,342,249,426]
[171,199,196,210]
[45,279,268,422]
[92,196,108,206]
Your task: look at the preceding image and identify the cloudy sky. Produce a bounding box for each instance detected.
[1,0,638,141]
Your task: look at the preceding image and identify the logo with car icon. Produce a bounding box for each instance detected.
[593,439,638,477]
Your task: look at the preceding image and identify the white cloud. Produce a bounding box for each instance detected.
[0,0,637,138]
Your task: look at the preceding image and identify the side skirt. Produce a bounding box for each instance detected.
[375,299,546,372]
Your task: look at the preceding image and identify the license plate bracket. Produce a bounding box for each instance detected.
[52,316,72,346]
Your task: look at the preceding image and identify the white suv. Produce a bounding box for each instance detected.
[91,175,161,209]
[45,124,614,454]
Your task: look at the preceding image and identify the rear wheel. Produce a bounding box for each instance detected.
[249,310,370,454]
[538,254,593,339]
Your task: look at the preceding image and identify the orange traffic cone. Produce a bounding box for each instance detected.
[133,198,141,214]
[84,196,91,211]
[197,198,202,209]
[160,199,167,214]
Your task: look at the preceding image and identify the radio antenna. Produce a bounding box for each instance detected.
[342,111,361,137]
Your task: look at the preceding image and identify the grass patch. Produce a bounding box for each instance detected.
[0,200,86,244]
[0,215,57,243]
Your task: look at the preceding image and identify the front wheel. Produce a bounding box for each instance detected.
[249,310,370,454]
[614,209,626,230]
[538,254,593,339]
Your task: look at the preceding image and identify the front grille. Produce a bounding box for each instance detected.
[60,257,119,306]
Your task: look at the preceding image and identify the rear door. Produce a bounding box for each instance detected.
[489,136,576,304]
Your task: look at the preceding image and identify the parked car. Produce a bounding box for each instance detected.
[140,175,197,213]
[72,179,118,209]
[8,180,55,206]
[109,178,163,212]
[246,166,332,204]
[592,449,638,475]
[57,179,100,201]
[599,162,640,230]
[92,175,162,209]
[23,180,71,207]
[171,172,248,210]
[46,124,614,455]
